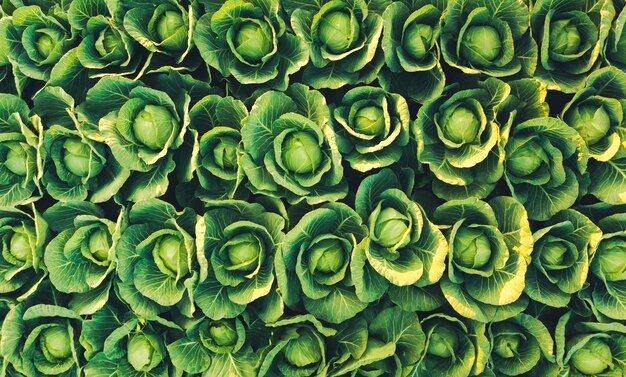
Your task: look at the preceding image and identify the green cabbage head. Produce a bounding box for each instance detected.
[504,117,588,221]
[379,1,446,103]
[530,0,615,92]
[194,0,308,88]
[589,212,626,321]
[68,0,137,75]
[562,67,626,204]
[525,210,601,308]
[433,197,533,323]
[0,94,43,207]
[5,5,73,81]
[328,306,426,376]
[116,199,202,318]
[352,169,448,312]
[441,0,537,77]
[412,313,490,377]
[78,75,192,202]
[0,205,48,301]
[186,95,249,201]
[332,86,410,172]
[277,203,368,324]
[168,316,259,375]
[286,0,384,89]
[556,312,626,376]
[258,315,334,377]
[1,304,81,376]
[123,1,192,62]
[195,200,284,320]
[414,78,510,200]
[43,201,122,315]
[41,125,124,202]
[489,314,556,376]
[83,312,176,376]
[241,84,348,204]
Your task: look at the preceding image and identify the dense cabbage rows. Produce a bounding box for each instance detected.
[0,0,625,376]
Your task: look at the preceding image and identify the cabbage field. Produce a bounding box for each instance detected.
[0,0,626,376]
